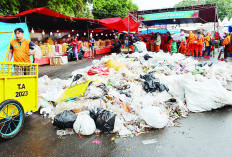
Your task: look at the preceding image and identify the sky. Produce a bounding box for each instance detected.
[132,0,183,10]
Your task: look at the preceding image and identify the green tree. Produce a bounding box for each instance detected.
[92,0,139,19]
[0,0,93,18]
[174,0,232,20]
[175,0,207,7]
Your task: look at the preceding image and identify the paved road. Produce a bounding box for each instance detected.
[1,53,232,157]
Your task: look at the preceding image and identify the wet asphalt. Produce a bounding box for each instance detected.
[1,52,232,157]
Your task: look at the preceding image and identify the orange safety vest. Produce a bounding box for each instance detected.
[223,36,230,46]
[197,35,204,45]
[10,39,31,63]
[188,34,196,44]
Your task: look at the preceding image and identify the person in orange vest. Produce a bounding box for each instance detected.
[160,33,165,51]
[150,33,155,52]
[165,32,173,53]
[186,31,196,56]
[179,32,187,54]
[223,32,231,60]
[195,31,204,57]
[154,33,161,52]
[7,28,38,75]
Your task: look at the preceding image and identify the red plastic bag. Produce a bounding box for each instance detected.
[87,66,109,76]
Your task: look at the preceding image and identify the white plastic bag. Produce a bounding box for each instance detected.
[73,112,96,135]
[140,106,169,128]
[34,46,42,59]
[184,78,232,112]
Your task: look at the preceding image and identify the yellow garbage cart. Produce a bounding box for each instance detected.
[0,31,38,139]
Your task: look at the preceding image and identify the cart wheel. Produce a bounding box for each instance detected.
[0,99,24,139]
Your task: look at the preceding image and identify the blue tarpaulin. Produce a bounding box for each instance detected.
[139,29,180,35]
[229,26,232,32]
[0,22,31,62]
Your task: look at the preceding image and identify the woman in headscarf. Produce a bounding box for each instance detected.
[154,33,161,52]
[186,31,196,56]
[179,31,187,54]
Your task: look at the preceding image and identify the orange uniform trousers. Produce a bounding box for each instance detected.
[195,43,203,56]
[166,44,171,52]
[187,43,196,56]
[180,42,186,54]
[155,45,160,52]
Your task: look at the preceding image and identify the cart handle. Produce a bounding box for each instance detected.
[0,31,14,62]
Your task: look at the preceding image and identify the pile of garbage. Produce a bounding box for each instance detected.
[38,51,232,137]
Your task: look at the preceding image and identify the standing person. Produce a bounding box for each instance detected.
[186,31,196,56]
[165,32,173,53]
[195,31,204,57]
[223,32,231,60]
[150,33,155,52]
[179,32,187,54]
[160,33,166,51]
[112,36,121,53]
[89,36,95,58]
[70,37,79,61]
[7,28,38,75]
[154,33,161,52]
[204,32,211,59]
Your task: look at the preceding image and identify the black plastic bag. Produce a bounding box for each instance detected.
[166,98,177,103]
[208,62,213,66]
[53,110,77,129]
[73,74,82,82]
[144,54,153,60]
[141,72,169,93]
[90,108,116,133]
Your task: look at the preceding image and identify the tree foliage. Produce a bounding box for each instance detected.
[174,0,232,20]
[92,0,139,19]
[0,0,93,18]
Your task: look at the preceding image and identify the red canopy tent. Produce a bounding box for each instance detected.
[101,16,140,32]
[0,7,140,33]
[0,7,101,31]
[99,17,121,24]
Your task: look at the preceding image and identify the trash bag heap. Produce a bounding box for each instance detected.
[38,51,232,137]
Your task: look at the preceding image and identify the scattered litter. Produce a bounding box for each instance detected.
[92,140,101,144]
[125,148,132,151]
[57,129,75,136]
[26,111,33,115]
[38,51,232,138]
[142,139,157,145]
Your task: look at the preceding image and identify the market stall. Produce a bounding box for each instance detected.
[0,7,116,65]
